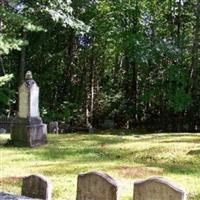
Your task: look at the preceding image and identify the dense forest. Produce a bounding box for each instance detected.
[0,0,200,132]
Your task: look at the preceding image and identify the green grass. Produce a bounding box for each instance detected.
[1,132,200,200]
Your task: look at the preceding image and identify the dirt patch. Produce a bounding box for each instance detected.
[0,177,22,185]
[118,166,164,178]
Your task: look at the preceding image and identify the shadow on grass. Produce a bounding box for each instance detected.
[20,134,134,160]
[187,149,200,155]
[27,143,200,178]
[1,133,200,200]
[161,138,200,144]
[2,133,200,178]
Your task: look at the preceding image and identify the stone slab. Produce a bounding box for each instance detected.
[48,121,59,134]
[134,177,187,200]
[11,122,47,147]
[0,192,41,200]
[0,128,6,133]
[103,119,114,129]
[76,171,118,200]
[22,175,52,200]
[30,83,39,118]
[18,84,29,118]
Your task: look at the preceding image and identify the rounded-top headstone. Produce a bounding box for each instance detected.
[134,177,187,200]
[22,174,52,200]
[76,171,118,200]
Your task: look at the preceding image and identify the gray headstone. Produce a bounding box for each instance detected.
[48,121,59,134]
[0,128,6,133]
[103,119,114,129]
[134,177,187,200]
[21,174,52,200]
[76,171,118,200]
[0,192,40,199]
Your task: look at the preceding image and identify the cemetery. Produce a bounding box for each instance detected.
[0,72,199,199]
[1,132,200,199]
[1,0,200,200]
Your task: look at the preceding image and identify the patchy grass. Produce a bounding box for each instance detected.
[1,132,200,200]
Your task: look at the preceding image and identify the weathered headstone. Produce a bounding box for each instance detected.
[134,177,187,200]
[11,71,47,147]
[76,171,118,200]
[103,118,115,129]
[22,174,52,200]
[0,128,6,134]
[48,121,59,134]
[0,192,40,199]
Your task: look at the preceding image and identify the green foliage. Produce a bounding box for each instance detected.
[1,0,200,131]
[0,74,13,115]
[0,36,25,55]
[168,88,192,112]
[45,0,90,32]
[0,74,13,86]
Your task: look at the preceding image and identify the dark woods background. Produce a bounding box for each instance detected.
[0,0,200,132]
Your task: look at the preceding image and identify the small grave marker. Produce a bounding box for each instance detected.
[134,177,187,200]
[76,171,118,200]
[22,174,52,200]
[48,121,59,134]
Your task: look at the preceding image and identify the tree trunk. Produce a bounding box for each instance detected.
[177,0,181,44]
[86,53,96,128]
[0,3,5,76]
[189,0,200,92]
[131,61,137,123]
[188,0,200,130]
[18,31,27,86]
[66,30,75,100]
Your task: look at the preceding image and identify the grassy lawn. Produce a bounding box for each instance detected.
[1,131,200,200]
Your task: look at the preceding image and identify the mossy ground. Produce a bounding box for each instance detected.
[1,131,200,200]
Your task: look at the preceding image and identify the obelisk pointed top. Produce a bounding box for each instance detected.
[25,71,33,80]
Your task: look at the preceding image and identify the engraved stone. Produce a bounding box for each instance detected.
[134,177,187,200]
[18,73,39,118]
[0,128,6,133]
[11,71,47,147]
[18,84,29,118]
[22,174,52,200]
[0,192,39,199]
[30,83,39,117]
[48,121,59,134]
[76,171,118,200]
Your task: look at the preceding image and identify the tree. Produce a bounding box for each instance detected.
[1,0,200,131]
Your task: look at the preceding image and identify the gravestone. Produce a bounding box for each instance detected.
[22,174,52,200]
[0,128,6,134]
[48,121,59,134]
[0,192,40,200]
[11,71,47,147]
[103,118,115,129]
[76,171,118,200]
[134,177,187,200]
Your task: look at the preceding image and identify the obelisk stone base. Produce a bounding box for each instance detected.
[11,117,47,147]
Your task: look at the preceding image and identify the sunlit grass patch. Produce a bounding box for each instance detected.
[1,132,200,200]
